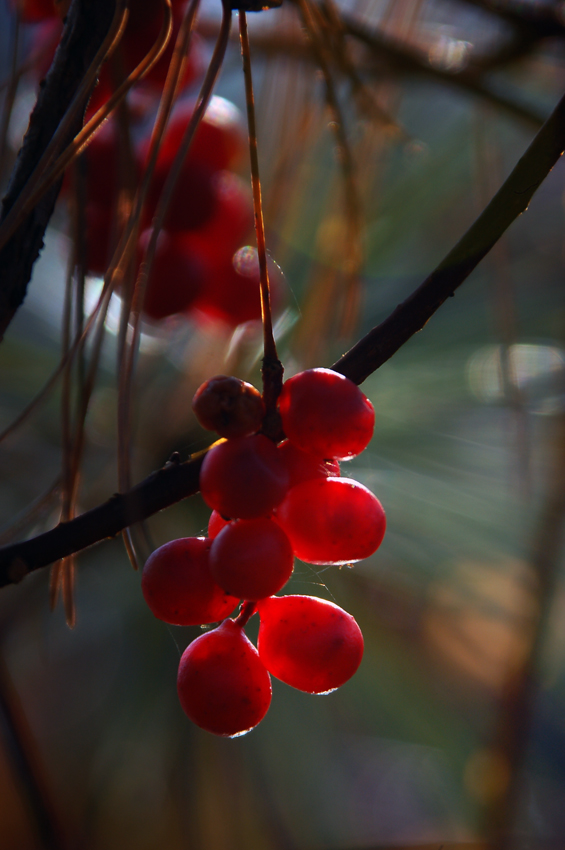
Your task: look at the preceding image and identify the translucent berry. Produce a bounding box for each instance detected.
[192,375,265,439]
[141,538,239,626]
[200,434,289,520]
[208,510,230,539]
[278,368,375,460]
[257,595,364,694]
[139,229,204,321]
[277,439,340,488]
[275,477,386,565]
[177,619,272,737]
[210,518,294,600]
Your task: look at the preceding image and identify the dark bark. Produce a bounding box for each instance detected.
[0,0,116,340]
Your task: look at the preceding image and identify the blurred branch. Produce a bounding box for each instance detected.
[0,0,116,341]
[483,413,565,848]
[207,6,549,130]
[341,15,547,130]
[458,0,565,42]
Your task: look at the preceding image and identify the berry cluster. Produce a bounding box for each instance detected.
[19,0,284,328]
[141,368,386,737]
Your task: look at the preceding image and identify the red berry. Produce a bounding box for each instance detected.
[12,0,57,23]
[177,619,272,736]
[187,172,254,262]
[192,246,285,328]
[210,518,294,600]
[192,375,265,438]
[141,537,239,626]
[277,439,340,488]
[200,434,289,520]
[122,6,203,92]
[275,477,386,565]
[156,96,246,174]
[207,510,229,539]
[139,229,204,320]
[83,202,113,276]
[278,368,375,460]
[145,159,217,233]
[257,595,364,694]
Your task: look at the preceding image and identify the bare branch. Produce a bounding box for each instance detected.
[0,0,116,340]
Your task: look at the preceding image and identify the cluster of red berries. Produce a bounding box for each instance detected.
[141,368,386,736]
[16,0,284,328]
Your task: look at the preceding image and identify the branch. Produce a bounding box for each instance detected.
[0,84,564,589]
[0,453,204,589]
[340,15,547,130]
[0,0,116,340]
[331,89,565,384]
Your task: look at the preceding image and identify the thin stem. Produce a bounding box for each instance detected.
[239,11,284,433]
[116,0,206,496]
[233,600,258,628]
[239,11,277,364]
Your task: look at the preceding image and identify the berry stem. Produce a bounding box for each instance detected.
[233,600,258,629]
[239,12,283,423]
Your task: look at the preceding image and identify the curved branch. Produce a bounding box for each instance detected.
[1,84,564,589]
[0,453,205,588]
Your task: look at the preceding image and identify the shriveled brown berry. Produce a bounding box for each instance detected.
[192,375,265,438]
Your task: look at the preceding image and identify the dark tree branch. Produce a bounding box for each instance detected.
[331,89,565,384]
[0,0,116,341]
[0,453,204,588]
[341,15,547,130]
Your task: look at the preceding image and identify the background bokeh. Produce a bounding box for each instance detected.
[0,0,564,847]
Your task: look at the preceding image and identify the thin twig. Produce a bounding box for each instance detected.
[239,10,284,431]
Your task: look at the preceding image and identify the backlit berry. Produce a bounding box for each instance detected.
[278,368,375,460]
[210,518,294,600]
[257,595,364,694]
[141,537,239,626]
[275,477,386,565]
[177,619,272,737]
[192,375,265,439]
[200,434,289,520]
[277,439,340,488]
[208,510,229,539]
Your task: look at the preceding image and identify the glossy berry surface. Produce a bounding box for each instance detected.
[275,477,386,565]
[199,434,289,520]
[257,595,364,694]
[278,368,375,460]
[210,518,294,600]
[277,439,340,488]
[141,537,239,626]
[177,619,272,737]
[192,375,265,439]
